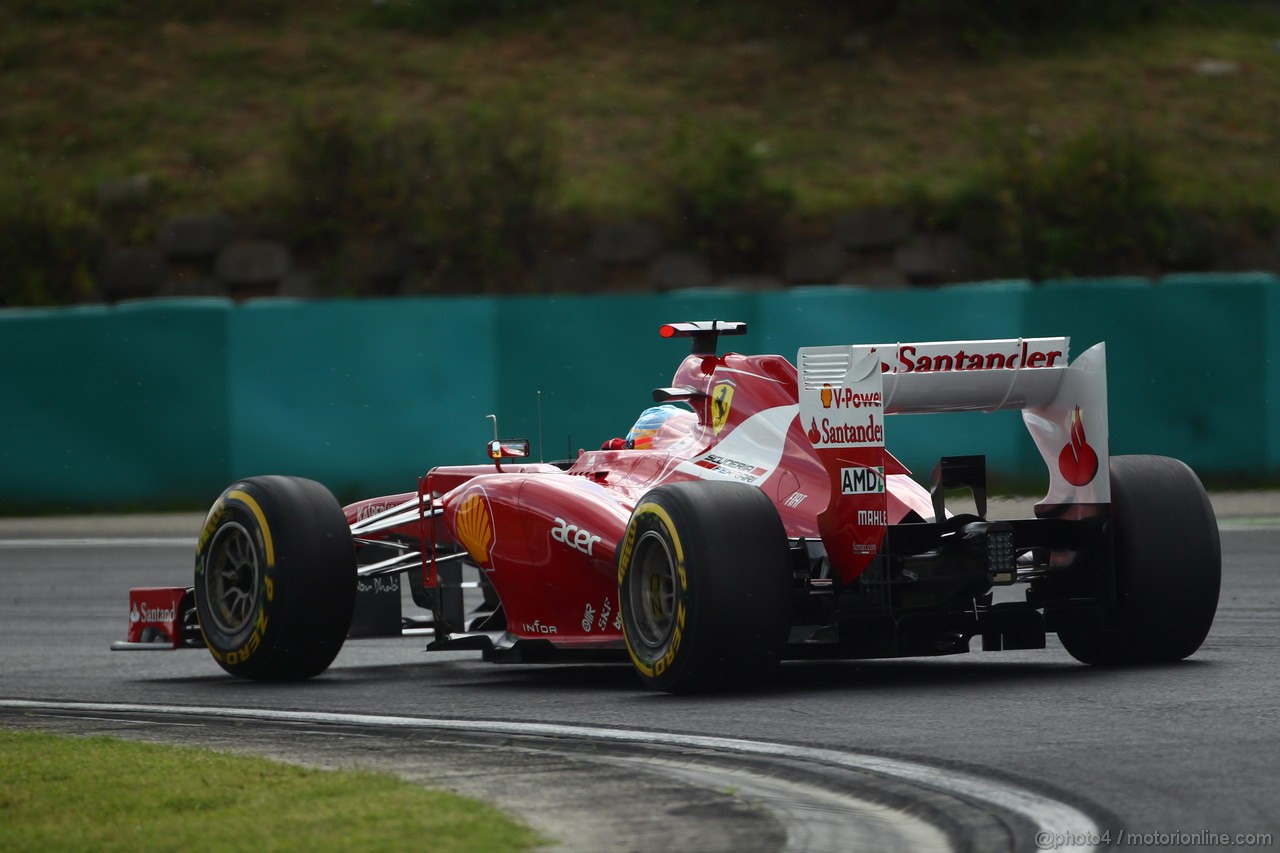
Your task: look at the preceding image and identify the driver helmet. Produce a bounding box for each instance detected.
[625,404,686,450]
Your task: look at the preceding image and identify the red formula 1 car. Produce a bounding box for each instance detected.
[115,321,1221,693]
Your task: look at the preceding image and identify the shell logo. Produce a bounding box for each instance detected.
[454,492,495,567]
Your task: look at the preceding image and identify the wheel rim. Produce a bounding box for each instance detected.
[204,521,260,636]
[628,530,678,650]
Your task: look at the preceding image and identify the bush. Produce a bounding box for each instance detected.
[959,123,1168,279]
[666,126,792,273]
[281,99,557,292]
[6,0,293,24]
[415,103,558,290]
[282,106,423,248]
[894,0,1179,54]
[366,0,567,35]
[0,178,99,307]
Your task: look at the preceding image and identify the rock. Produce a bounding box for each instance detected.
[838,32,871,57]
[157,212,233,261]
[832,207,911,250]
[847,0,897,21]
[589,221,663,266]
[648,252,713,291]
[716,275,784,292]
[1215,245,1280,273]
[1161,214,1224,271]
[98,248,166,299]
[215,240,293,288]
[894,233,976,283]
[1193,58,1239,77]
[730,40,778,59]
[839,265,909,288]
[533,254,603,292]
[276,273,318,298]
[96,175,153,210]
[783,241,846,284]
[340,239,417,292]
[158,269,228,298]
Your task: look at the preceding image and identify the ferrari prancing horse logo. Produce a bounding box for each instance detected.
[711,382,734,435]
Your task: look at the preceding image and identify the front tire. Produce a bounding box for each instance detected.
[1058,455,1221,665]
[194,476,356,681]
[617,481,792,693]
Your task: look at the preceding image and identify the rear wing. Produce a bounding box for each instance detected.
[798,337,1108,579]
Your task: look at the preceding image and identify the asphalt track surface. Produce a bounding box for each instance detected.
[2,497,1278,852]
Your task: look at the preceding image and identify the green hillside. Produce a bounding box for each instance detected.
[3,1,1279,302]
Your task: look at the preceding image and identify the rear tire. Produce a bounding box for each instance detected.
[194,476,356,681]
[1058,455,1220,665]
[617,481,792,693]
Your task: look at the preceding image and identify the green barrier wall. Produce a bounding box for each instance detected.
[753,281,1034,478]
[492,291,758,463]
[1025,275,1273,478]
[1,275,1276,511]
[0,300,230,510]
[228,298,499,497]
[1268,278,1280,473]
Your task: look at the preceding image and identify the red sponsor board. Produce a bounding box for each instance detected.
[820,385,883,409]
[815,448,888,583]
[798,345,889,583]
[126,587,187,647]
[806,413,884,447]
[886,338,1067,374]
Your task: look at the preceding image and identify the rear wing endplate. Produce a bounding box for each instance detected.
[798,336,1109,576]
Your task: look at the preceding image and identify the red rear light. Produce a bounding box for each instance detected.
[659,324,676,338]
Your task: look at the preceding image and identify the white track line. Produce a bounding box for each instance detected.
[1218,520,1280,531]
[0,699,1099,853]
[0,538,194,548]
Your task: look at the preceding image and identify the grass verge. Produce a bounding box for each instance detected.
[0,729,544,852]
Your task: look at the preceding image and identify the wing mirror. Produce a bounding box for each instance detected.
[488,439,531,460]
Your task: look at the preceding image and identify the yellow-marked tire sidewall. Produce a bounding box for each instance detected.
[618,502,692,688]
[616,481,793,694]
[193,475,355,682]
[194,486,280,674]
